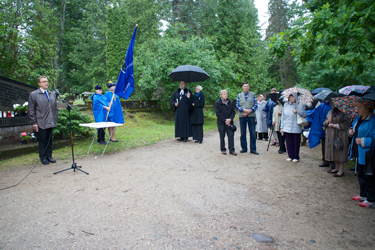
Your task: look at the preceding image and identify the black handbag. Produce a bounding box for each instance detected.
[365,139,375,175]
[333,137,343,150]
[228,124,237,132]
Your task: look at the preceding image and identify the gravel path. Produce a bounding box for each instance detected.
[1,129,374,249]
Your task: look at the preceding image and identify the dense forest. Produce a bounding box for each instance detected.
[1,0,374,103]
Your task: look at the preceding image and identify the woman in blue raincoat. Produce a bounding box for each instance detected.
[308,100,333,167]
[91,85,111,144]
[105,82,124,142]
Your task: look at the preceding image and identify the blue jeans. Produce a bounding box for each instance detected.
[240,117,256,152]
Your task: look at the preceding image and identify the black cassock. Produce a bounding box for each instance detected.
[171,88,192,138]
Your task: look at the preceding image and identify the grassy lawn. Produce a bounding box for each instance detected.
[0,110,219,170]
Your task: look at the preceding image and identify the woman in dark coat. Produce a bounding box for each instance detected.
[189,85,205,143]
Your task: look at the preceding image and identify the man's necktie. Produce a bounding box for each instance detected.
[44,91,49,102]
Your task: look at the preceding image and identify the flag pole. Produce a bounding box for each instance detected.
[105,92,115,122]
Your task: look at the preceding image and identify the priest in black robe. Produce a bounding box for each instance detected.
[171,81,192,142]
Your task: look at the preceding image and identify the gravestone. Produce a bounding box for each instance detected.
[0,75,37,113]
[0,75,37,144]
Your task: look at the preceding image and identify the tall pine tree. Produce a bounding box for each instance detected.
[216,0,266,89]
[106,0,160,81]
[266,0,298,88]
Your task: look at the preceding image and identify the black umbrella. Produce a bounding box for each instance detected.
[168,65,210,83]
[364,86,375,93]
[348,91,365,97]
[324,92,346,101]
[362,91,375,101]
[311,87,332,95]
[314,91,333,101]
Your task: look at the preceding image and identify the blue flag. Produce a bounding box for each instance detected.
[114,27,137,100]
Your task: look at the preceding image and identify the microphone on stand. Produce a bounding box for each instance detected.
[53,88,61,97]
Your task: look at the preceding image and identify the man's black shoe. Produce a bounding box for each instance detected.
[47,157,56,163]
[319,163,329,167]
[240,150,247,153]
[250,151,259,155]
[183,138,188,142]
[98,140,107,145]
[177,138,183,141]
[41,159,49,165]
[195,140,199,143]
[278,150,286,154]
[199,141,202,144]
[230,152,237,156]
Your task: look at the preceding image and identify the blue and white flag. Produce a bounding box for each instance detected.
[114,26,137,100]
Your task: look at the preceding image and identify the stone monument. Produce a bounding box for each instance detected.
[0,75,37,144]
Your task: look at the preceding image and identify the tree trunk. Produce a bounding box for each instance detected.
[53,0,67,89]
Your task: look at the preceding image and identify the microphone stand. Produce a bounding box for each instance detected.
[53,88,89,175]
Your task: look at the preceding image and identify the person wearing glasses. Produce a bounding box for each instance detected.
[28,76,58,165]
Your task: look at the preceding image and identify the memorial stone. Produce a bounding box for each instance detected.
[0,75,37,144]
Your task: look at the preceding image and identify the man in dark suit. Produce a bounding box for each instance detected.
[28,76,58,165]
[215,89,237,155]
[171,81,192,142]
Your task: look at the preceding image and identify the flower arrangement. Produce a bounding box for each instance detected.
[30,133,38,142]
[21,132,30,141]
[13,102,28,114]
[22,102,28,112]
[13,103,22,113]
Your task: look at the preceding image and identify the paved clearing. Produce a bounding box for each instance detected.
[1,129,374,249]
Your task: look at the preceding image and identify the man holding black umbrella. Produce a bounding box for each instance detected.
[171,81,192,142]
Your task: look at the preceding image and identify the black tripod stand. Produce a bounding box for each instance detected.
[53,89,89,175]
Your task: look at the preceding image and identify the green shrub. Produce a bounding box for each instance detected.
[53,109,93,139]
[73,96,85,105]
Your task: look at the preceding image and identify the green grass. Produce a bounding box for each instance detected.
[0,110,219,170]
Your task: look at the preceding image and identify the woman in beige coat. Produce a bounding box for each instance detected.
[272,99,286,153]
[324,102,351,177]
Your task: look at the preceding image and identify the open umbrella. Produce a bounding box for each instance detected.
[364,86,375,94]
[168,65,210,83]
[324,92,346,101]
[314,90,335,101]
[331,96,358,119]
[281,87,314,107]
[362,91,375,101]
[348,91,365,97]
[338,85,370,95]
[331,96,375,120]
[311,87,332,95]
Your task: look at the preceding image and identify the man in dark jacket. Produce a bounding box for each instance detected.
[171,81,192,142]
[263,92,278,145]
[215,90,237,155]
[28,76,58,165]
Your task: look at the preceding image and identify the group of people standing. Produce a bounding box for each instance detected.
[171,81,375,209]
[309,95,375,208]
[171,81,205,143]
[90,82,124,144]
[171,81,307,162]
[28,75,375,209]
[171,81,273,156]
